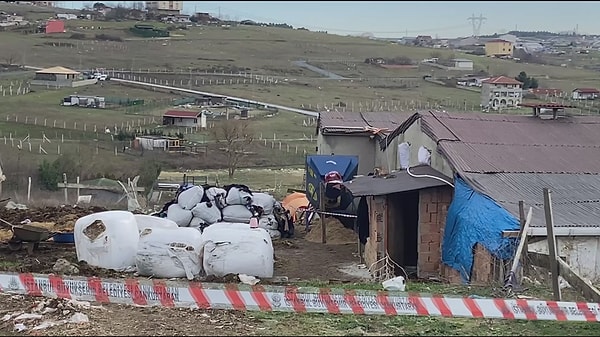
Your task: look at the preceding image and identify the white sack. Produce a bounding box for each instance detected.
[258,215,279,231]
[166,203,193,227]
[221,205,253,223]
[177,185,205,210]
[266,229,281,239]
[134,214,178,233]
[225,187,253,206]
[418,146,431,165]
[191,201,222,225]
[398,142,410,169]
[252,193,276,215]
[202,223,274,278]
[136,227,203,280]
[74,210,139,271]
[205,187,227,208]
[189,217,205,229]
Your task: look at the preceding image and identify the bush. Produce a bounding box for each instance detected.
[95,34,123,42]
[69,33,86,40]
[38,159,60,191]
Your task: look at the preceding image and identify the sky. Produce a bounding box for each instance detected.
[57,1,600,39]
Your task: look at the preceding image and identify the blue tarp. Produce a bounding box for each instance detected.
[305,155,359,209]
[442,176,520,283]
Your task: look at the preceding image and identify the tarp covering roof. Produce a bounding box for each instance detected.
[344,165,451,197]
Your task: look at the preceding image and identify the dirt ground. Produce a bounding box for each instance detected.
[0,205,367,335]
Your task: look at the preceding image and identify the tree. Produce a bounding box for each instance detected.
[211,120,254,178]
[515,71,539,90]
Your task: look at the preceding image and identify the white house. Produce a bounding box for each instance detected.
[572,88,599,100]
[451,58,474,70]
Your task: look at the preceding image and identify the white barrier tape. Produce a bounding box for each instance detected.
[0,272,599,321]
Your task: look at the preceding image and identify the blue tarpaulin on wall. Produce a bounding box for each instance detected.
[442,176,520,283]
[305,155,359,209]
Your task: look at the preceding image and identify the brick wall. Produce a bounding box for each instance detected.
[364,196,386,280]
[418,186,453,278]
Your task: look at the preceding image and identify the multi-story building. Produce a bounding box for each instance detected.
[145,1,183,15]
[480,76,523,110]
[484,39,513,57]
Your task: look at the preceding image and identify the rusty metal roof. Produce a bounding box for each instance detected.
[423,111,600,174]
[318,110,412,135]
[463,172,600,228]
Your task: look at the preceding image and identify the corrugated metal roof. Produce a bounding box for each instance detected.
[163,110,200,118]
[318,111,412,135]
[462,173,600,228]
[440,142,600,174]
[345,165,451,197]
[482,76,522,85]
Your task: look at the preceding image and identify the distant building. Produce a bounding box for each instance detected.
[572,88,599,100]
[145,1,184,15]
[480,76,523,110]
[32,1,54,6]
[450,58,474,70]
[162,110,203,127]
[529,88,564,98]
[484,39,513,57]
[45,19,65,34]
[31,66,96,88]
[413,35,433,47]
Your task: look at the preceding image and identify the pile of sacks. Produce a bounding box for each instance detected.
[74,211,275,281]
[158,184,294,239]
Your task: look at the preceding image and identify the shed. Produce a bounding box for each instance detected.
[451,58,473,70]
[571,88,599,100]
[45,19,65,34]
[344,165,453,280]
[163,110,201,127]
[381,110,600,284]
[31,66,95,88]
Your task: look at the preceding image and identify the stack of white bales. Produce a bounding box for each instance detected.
[164,184,282,238]
[74,210,274,280]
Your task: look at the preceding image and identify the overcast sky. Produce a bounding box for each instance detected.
[57,1,598,38]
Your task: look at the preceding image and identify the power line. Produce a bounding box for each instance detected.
[467,13,487,37]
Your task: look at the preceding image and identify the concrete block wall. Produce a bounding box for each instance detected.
[418,186,453,278]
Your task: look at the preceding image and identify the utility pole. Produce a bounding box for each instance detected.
[467,13,487,37]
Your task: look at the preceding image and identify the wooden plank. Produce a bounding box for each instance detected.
[319,181,326,244]
[529,251,600,303]
[57,183,145,193]
[543,188,561,301]
[518,201,529,274]
[509,206,532,275]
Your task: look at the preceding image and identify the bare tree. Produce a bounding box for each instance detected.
[211,119,254,178]
[3,53,18,65]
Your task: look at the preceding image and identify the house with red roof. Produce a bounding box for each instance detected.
[480,76,523,111]
[571,88,599,100]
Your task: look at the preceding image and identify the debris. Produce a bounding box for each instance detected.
[14,313,43,321]
[238,274,260,285]
[13,323,27,332]
[52,258,80,275]
[382,276,406,291]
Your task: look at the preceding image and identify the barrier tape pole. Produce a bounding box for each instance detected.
[0,272,599,321]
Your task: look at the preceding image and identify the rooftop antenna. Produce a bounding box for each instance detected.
[467,13,487,37]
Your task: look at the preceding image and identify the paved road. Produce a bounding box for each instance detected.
[292,60,347,80]
[111,78,319,117]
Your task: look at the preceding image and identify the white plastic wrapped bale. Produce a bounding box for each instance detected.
[134,214,178,233]
[205,187,227,209]
[189,217,205,229]
[136,227,204,280]
[221,204,253,223]
[166,203,193,227]
[258,215,279,230]
[202,222,274,278]
[266,229,281,239]
[177,185,205,210]
[251,193,276,215]
[225,186,253,206]
[191,201,222,225]
[74,210,139,271]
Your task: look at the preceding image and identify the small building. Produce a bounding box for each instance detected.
[480,76,523,110]
[484,39,513,57]
[571,88,599,100]
[145,1,183,15]
[31,66,96,88]
[450,58,474,70]
[133,135,181,151]
[62,95,105,108]
[45,19,65,34]
[162,110,202,127]
[413,35,433,46]
[56,13,77,20]
[317,111,412,175]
